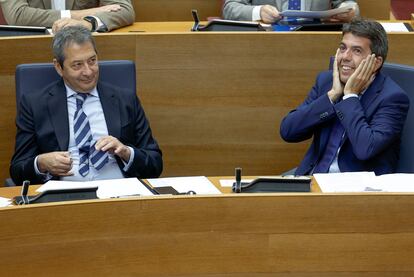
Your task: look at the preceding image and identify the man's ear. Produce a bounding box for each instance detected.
[53,58,63,77]
[373,56,384,72]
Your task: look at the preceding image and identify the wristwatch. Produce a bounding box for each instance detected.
[83,16,97,32]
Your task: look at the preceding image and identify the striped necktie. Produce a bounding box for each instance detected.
[313,119,345,173]
[288,0,301,10]
[74,93,108,176]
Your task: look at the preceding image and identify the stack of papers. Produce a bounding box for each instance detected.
[37,178,154,199]
[314,172,414,192]
[280,5,352,19]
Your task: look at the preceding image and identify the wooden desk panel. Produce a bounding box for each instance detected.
[0,192,414,275]
[133,0,222,22]
[130,0,390,21]
[1,31,414,183]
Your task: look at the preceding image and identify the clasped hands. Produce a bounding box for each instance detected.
[37,136,131,176]
[52,5,122,33]
[328,49,377,103]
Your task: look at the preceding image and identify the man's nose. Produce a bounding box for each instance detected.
[341,48,352,60]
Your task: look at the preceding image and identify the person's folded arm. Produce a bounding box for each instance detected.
[94,0,135,31]
[1,0,60,27]
[223,0,256,21]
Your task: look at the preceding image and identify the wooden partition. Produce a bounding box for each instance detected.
[131,0,390,21]
[1,31,414,183]
[1,190,414,275]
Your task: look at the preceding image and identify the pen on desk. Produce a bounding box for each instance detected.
[111,194,141,198]
[128,30,146,33]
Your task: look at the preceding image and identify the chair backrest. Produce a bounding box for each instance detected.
[329,58,414,173]
[381,63,414,173]
[15,60,136,108]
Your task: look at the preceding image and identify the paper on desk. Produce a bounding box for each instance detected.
[37,178,154,199]
[147,176,222,195]
[315,172,414,192]
[280,5,352,18]
[314,172,376,192]
[220,179,254,187]
[0,196,12,207]
[380,22,410,33]
[374,173,414,192]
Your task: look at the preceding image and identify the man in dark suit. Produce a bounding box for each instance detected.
[10,25,162,185]
[280,18,409,175]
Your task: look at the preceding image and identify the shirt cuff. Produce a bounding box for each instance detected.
[92,16,108,32]
[121,146,135,171]
[61,10,71,19]
[34,156,53,181]
[252,6,262,21]
[343,93,358,100]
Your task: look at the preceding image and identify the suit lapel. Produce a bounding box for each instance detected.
[98,83,121,139]
[360,72,385,111]
[47,80,70,150]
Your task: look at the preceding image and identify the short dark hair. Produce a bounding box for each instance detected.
[52,25,98,67]
[342,18,388,63]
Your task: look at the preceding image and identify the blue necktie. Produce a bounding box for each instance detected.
[288,0,301,10]
[74,93,108,176]
[313,119,345,173]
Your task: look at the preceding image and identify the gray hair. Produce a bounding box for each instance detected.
[52,25,97,67]
[342,18,388,64]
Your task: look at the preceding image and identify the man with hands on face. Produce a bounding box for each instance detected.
[280,18,409,175]
[10,25,162,185]
[223,0,359,24]
[0,0,135,33]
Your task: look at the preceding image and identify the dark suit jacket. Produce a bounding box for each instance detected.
[10,79,163,185]
[280,70,410,175]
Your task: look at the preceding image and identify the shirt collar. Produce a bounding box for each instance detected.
[65,83,99,99]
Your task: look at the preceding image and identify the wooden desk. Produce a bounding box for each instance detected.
[2,28,414,183]
[0,181,414,276]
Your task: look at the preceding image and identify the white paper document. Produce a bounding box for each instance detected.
[380,22,410,33]
[37,178,155,199]
[314,172,414,193]
[280,5,352,19]
[0,196,12,207]
[147,176,222,195]
[220,179,254,187]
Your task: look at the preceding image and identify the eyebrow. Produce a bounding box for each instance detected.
[71,55,97,64]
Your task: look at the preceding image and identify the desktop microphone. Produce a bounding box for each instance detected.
[233,167,242,193]
[21,180,30,204]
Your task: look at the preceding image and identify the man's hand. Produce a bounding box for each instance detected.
[37,151,73,176]
[95,136,131,162]
[52,18,92,33]
[327,6,356,22]
[260,5,281,23]
[327,49,344,102]
[70,5,122,20]
[344,54,376,95]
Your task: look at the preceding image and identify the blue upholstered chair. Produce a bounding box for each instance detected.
[5,60,136,186]
[381,62,414,173]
